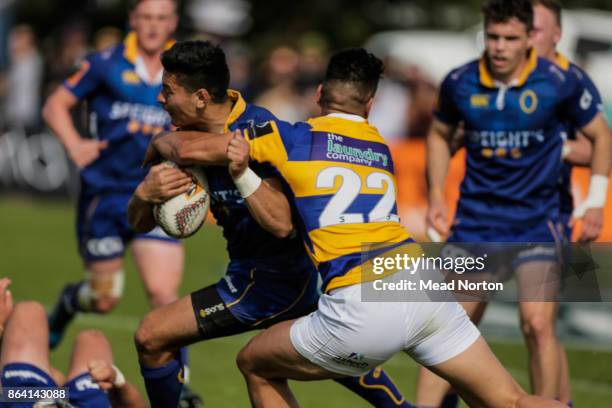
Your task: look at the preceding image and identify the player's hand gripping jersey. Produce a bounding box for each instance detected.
[436,50,600,238]
[245,113,417,292]
[64,32,173,194]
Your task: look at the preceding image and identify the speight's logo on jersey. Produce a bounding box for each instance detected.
[467,129,544,159]
[312,132,392,172]
[109,102,170,126]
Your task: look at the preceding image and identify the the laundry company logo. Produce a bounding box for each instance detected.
[332,352,369,369]
[325,133,389,168]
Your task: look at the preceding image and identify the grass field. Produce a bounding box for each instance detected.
[2,196,612,407]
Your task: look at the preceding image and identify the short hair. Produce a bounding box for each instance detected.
[532,0,562,27]
[482,0,534,32]
[161,40,229,103]
[320,48,384,108]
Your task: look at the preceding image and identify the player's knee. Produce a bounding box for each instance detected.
[134,313,163,357]
[11,301,46,327]
[236,343,258,377]
[521,315,556,342]
[75,329,108,348]
[82,269,125,313]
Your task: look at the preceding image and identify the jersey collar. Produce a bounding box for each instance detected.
[325,112,366,122]
[224,89,247,131]
[554,52,570,71]
[479,48,538,88]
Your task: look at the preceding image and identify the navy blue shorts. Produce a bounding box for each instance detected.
[446,216,566,270]
[191,257,319,339]
[1,363,109,408]
[77,192,179,261]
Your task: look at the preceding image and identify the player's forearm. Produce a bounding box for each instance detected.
[108,382,146,408]
[583,116,612,177]
[153,131,230,166]
[564,135,593,167]
[42,90,82,150]
[127,187,157,233]
[244,180,294,239]
[426,123,452,202]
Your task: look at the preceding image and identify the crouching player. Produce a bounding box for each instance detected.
[0,279,145,407]
[128,40,411,408]
[150,47,566,407]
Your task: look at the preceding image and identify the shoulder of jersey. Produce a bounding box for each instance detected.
[446,59,479,83]
[86,44,121,66]
[536,57,571,85]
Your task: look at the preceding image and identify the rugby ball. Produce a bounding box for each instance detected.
[153,162,210,239]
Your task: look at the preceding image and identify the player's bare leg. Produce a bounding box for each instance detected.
[1,301,50,372]
[135,294,202,407]
[415,300,488,406]
[558,344,571,405]
[132,239,184,308]
[428,336,565,408]
[66,330,114,379]
[237,320,343,408]
[516,261,562,397]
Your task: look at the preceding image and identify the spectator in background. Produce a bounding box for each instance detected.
[255,45,306,122]
[226,42,255,100]
[296,32,329,118]
[368,56,411,143]
[5,24,43,131]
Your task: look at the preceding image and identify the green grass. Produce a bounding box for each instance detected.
[2,196,612,407]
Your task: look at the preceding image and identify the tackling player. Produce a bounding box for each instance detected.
[420,0,611,405]
[149,47,565,408]
[0,280,145,407]
[128,40,412,408]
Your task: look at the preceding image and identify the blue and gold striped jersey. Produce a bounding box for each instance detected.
[245,114,417,292]
[436,50,600,227]
[64,32,173,195]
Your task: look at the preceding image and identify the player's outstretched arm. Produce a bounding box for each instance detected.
[426,118,455,237]
[42,87,108,168]
[146,130,232,166]
[89,360,146,408]
[572,113,612,241]
[227,132,294,238]
[128,163,193,232]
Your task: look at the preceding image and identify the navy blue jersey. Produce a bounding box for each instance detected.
[64,32,173,195]
[206,90,308,263]
[555,54,604,219]
[436,50,600,227]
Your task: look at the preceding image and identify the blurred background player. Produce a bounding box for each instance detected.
[42,0,180,350]
[0,279,145,407]
[128,40,411,408]
[421,0,611,406]
[41,0,202,406]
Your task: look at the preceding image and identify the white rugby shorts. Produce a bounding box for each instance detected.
[289,271,481,376]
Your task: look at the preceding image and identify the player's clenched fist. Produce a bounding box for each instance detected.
[88,359,118,391]
[134,162,192,204]
[67,139,108,169]
[227,130,250,179]
[426,194,449,240]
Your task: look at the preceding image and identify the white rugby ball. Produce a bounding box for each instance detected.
[153,162,210,239]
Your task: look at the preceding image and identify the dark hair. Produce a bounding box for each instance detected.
[532,0,562,27]
[482,0,534,31]
[161,40,229,103]
[320,48,384,107]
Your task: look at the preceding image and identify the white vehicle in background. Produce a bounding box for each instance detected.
[366,8,612,119]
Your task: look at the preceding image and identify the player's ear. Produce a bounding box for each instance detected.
[315,84,323,107]
[194,89,210,109]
